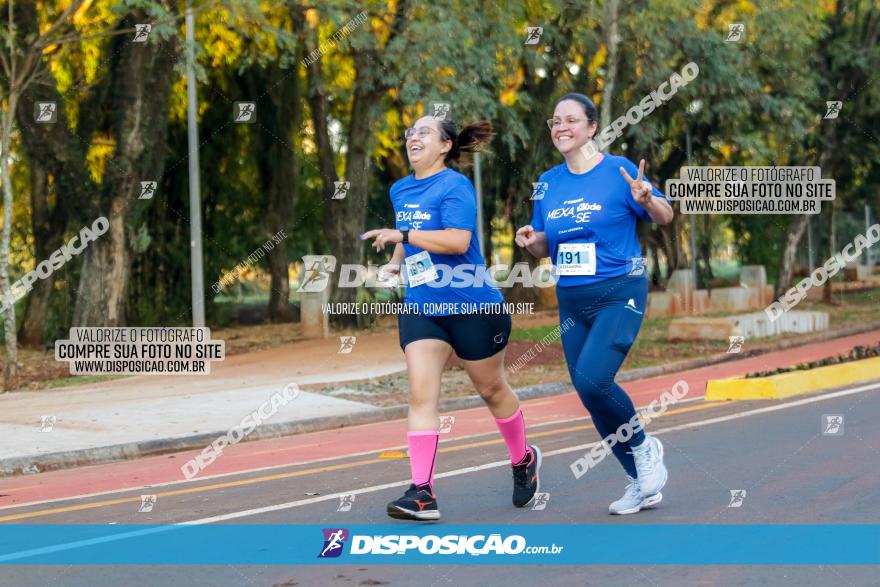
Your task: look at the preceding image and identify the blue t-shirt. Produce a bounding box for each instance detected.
[530,154,669,287]
[391,168,503,315]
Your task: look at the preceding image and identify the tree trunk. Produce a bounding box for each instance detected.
[19,162,63,346]
[306,40,383,326]
[504,4,582,305]
[698,215,714,284]
[244,57,301,322]
[658,209,687,272]
[647,234,663,286]
[822,199,836,303]
[0,95,19,390]
[73,8,179,326]
[775,214,809,298]
[329,51,379,314]
[600,0,621,129]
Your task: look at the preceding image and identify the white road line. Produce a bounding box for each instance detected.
[0,381,875,562]
[169,381,880,524]
[0,393,705,511]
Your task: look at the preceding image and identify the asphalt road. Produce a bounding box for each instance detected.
[1,381,878,586]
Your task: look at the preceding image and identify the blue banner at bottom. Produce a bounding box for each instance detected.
[0,524,877,565]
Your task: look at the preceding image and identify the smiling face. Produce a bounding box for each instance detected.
[550,100,598,156]
[406,116,450,170]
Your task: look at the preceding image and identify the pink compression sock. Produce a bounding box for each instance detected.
[407,431,439,488]
[495,408,528,464]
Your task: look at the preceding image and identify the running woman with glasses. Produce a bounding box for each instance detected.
[516,93,674,515]
[363,115,541,521]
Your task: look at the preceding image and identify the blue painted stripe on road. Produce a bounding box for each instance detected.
[0,524,878,565]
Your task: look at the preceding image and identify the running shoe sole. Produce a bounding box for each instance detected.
[609,492,663,516]
[386,505,441,521]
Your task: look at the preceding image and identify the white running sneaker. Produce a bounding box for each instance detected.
[608,476,662,515]
[630,435,668,497]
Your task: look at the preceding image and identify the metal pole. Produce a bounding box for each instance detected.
[865,202,873,268]
[807,216,815,272]
[186,0,205,327]
[474,151,485,259]
[686,125,696,278]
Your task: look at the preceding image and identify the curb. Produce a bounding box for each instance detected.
[706,357,880,400]
[2,323,878,478]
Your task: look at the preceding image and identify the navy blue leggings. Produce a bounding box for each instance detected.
[556,274,648,478]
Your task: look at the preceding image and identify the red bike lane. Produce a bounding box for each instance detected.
[1,329,877,509]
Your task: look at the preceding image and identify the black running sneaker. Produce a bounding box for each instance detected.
[386,483,440,521]
[512,445,542,507]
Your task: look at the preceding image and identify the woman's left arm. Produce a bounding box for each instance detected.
[619,158,674,226]
[640,195,674,225]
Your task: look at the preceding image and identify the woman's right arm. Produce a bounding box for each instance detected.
[515,225,550,259]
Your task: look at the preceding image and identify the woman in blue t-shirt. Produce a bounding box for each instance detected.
[363,115,541,521]
[516,93,675,515]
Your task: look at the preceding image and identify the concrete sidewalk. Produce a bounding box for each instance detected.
[1,331,407,475]
[1,325,878,477]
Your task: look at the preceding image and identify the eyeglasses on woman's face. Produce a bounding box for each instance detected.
[546,116,590,130]
[404,126,441,140]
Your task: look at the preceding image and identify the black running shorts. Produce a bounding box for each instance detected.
[398,306,512,361]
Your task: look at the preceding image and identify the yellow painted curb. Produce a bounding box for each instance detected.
[706,356,880,400]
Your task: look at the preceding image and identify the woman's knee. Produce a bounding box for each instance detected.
[474,377,509,402]
[573,368,615,407]
[408,393,438,422]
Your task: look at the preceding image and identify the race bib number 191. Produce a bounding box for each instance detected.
[556,243,596,275]
[405,250,438,287]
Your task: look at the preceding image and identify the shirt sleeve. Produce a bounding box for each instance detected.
[439,177,477,231]
[619,157,669,222]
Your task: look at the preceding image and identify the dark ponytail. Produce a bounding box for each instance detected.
[438,119,494,164]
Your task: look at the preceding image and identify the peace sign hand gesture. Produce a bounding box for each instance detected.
[619,159,654,208]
